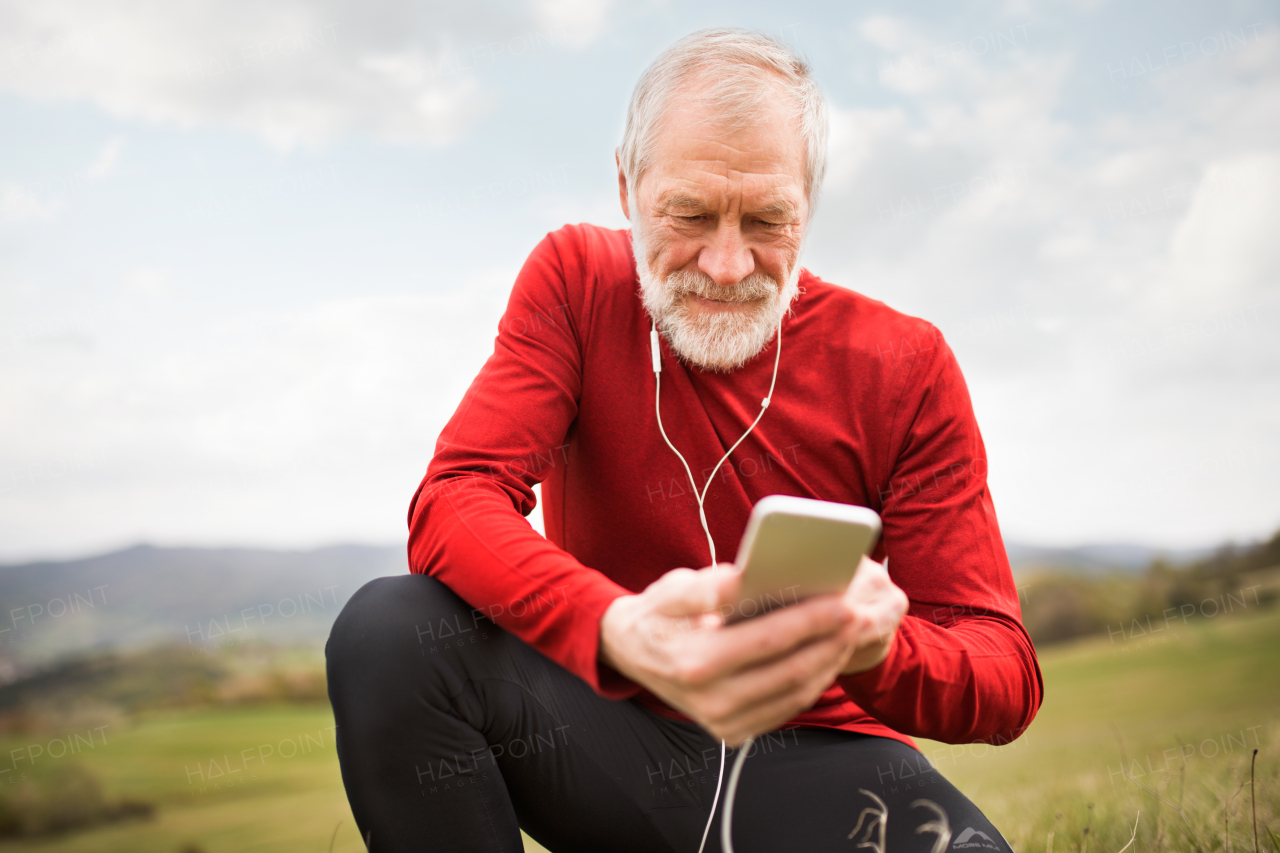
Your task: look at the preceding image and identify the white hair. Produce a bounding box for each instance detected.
[619,27,829,205]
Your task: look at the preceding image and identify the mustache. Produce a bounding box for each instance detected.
[665,269,779,303]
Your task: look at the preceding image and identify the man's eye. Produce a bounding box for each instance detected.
[681,214,707,222]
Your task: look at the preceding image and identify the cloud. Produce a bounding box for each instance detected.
[1162,153,1280,308]
[858,16,910,52]
[804,14,1280,545]
[0,185,61,221]
[1,4,1274,555]
[0,135,125,222]
[0,274,518,556]
[120,267,170,299]
[818,15,1279,320]
[84,135,125,180]
[533,0,613,48]
[0,0,605,149]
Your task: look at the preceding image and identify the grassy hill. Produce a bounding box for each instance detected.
[920,604,1280,853]
[0,603,1273,852]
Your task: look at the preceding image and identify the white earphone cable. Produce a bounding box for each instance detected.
[720,736,754,853]
[696,740,727,853]
[650,317,782,565]
[649,315,781,853]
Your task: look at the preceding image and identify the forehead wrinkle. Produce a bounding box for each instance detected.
[666,163,797,193]
[656,170,800,218]
[656,134,790,180]
[652,110,802,175]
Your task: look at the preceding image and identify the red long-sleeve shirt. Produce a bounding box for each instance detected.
[408,223,1042,748]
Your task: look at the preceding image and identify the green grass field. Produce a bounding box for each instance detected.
[918,604,1280,853]
[1,606,1276,853]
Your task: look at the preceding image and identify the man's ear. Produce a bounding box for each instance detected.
[616,149,630,222]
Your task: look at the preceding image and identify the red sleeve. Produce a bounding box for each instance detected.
[837,327,1043,744]
[406,230,639,699]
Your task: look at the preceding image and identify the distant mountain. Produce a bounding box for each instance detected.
[0,544,406,672]
[1004,541,1214,576]
[0,537,1224,674]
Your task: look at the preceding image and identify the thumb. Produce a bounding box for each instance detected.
[703,562,744,611]
[847,555,887,593]
[651,564,742,617]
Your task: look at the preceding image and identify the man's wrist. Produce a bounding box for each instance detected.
[598,594,636,675]
[840,629,897,676]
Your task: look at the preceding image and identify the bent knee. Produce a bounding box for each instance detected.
[328,575,479,674]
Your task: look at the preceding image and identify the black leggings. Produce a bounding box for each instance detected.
[327,574,1013,853]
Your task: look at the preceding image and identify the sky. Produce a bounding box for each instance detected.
[1,0,1277,561]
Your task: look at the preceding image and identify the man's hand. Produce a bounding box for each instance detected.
[837,557,909,675]
[598,557,908,746]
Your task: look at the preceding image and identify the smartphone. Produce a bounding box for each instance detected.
[725,495,881,623]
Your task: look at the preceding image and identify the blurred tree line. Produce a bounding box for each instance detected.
[0,644,328,737]
[1020,526,1280,646]
[0,764,152,839]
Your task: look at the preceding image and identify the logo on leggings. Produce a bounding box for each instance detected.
[953,827,1000,850]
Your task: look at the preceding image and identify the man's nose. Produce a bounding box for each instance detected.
[696,224,754,288]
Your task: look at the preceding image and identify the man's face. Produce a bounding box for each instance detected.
[621,80,810,372]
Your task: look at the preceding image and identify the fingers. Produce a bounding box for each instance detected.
[632,559,908,745]
[700,633,853,745]
[690,593,852,678]
[845,556,908,630]
[708,628,849,714]
[835,560,908,675]
[846,554,887,595]
[857,558,905,606]
[694,563,908,738]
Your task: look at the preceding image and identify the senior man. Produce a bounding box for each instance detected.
[328,28,1042,853]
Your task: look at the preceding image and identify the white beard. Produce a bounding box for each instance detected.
[632,228,800,373]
